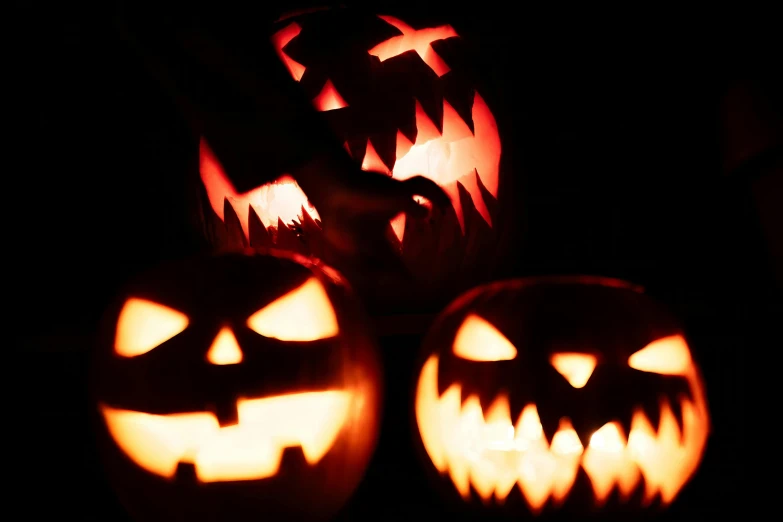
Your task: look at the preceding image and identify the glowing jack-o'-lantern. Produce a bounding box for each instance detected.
[92,250,381,522]
[414,276,709,516]
[197,8,505,298]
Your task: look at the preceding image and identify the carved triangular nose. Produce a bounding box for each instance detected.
[550,353,597,388]
[207,327,243,365]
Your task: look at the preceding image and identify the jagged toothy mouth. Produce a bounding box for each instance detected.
[415,356,710,512]
[201,14,502,244]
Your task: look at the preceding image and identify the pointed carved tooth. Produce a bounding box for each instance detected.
[513,404,556,511]
[395,129,414,159]
[668,395,686,439]
[494,472,517,503]
[298,394,351,465]
[248,206,272,248]
[439,384,463,485]
[414,357,446,472]
[361,139,391,174]
[469,462,496,503]
[639,394,662,434]
[514,404,546,446]
[448,457,471,500]
[627,409,659,503]
[582,422,640,504]
[654,400,687,504]
[442,99,473,142]
[414,99,441,144]
[549,418,583,503]
[485,395,512,426]
[223,197,248,247]
[516,450,556,514]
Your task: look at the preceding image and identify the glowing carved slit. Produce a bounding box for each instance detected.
[368,16,458,77]
[199,139,320,239]
[271,22,306,81]
[101,391,352,482]
[415,356,709,510]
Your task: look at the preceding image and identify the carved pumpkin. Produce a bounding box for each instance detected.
[413,276,709,516]
[92,250,381,522]
[197,7,506,304]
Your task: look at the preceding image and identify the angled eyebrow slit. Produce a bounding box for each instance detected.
[247,277,339,341]
[115,299,189,357]
[453,314,517,361]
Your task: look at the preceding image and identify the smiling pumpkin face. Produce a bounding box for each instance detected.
[197,8,505,302]
[93,251,381,522]
[414,276,709,516]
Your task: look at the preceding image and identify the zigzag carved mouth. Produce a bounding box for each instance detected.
[199,14,503,244]
[415,356,710,512]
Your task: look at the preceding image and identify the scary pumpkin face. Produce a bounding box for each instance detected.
[414,276,709,516]
[197,8,505,300]
[92,250,381,522]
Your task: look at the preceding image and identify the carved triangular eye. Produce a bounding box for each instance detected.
[452,314,517,361]
[115,299,189,357]
[628,335,692,376]
[247,278,338,341]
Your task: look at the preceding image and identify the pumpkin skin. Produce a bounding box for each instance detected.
[195,7,509,311]
[413,276,709,518]
[92,250,382,522]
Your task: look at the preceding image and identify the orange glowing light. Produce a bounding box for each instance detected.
[452,314,517,361]
[368,16,458,77]
[629,336,692,376]
[361,140,392,175]
[206,327,244,365]
[550,353,598,388]
[312,80,349,111]
[101,391,352,481]
[199,139,320,239]
[115,299,189,357]
[387,94,501,236]
[271,22,306,81]
[247,277,339,341]
[266,15,503,244]
[415,344,709,510]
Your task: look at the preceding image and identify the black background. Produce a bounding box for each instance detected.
[12,1,776,519]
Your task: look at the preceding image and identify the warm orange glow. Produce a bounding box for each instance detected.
[115,299,189,357]
[628,335,693,376]
[361,140,392,175]
[368,16,458,77]
[415,355,709,510]
[312,80,349,111]
[387,93,501,234]
[550,353,598,389]
[453,315,517,361]
[199,139,320,238]
[247,278,338,341]
[101,391,352,481]
[206,327,243,365]
[271,22,306,81]
[264,15,505,244]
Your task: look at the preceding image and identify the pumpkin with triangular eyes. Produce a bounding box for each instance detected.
[413,276,710,517]
[92,250,381,522]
